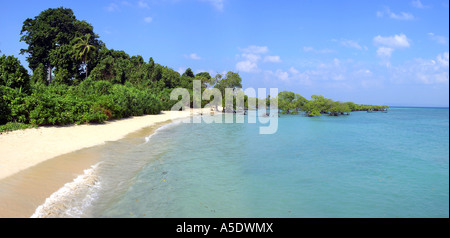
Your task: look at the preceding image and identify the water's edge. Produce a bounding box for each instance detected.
[29,119,185,218]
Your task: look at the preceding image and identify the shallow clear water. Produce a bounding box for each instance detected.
[36,108,449,218]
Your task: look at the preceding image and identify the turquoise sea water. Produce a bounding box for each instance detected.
[36,107,449,218]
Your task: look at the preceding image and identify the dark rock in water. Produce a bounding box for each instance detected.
[162,171,168,175]
[328,112,339,116]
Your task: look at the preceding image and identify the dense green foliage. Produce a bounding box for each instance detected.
[277,91,307,114]
[277,91,389,117]
[1,80,163,128]
[0,54,31,93]
[20,7,103,83]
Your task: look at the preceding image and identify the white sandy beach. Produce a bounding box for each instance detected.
[0,110,195,181]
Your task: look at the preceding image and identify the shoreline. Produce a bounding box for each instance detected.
[0,110,198,218]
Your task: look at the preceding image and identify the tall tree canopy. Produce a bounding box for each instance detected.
[214,71,242,97]
[20,7,102,83]
[195,72,212,88]
[278,91,307,114]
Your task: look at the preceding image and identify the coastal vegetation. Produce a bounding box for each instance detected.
[0,7,387,132]
[276,91,388,116]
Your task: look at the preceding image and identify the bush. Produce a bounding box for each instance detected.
[0,86,11,124]
[0,85,30,124]
[157,88,177,111]
[28,87,109,125]
[0,54,31,93]
[108,84,162,118]
[2,72,163,129]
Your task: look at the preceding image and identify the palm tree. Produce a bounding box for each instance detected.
[73,34,96,79]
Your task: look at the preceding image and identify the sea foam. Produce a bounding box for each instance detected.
[31,163,102,218]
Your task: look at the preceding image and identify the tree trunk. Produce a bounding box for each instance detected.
[47,66,52,84]
[84,57,88,79]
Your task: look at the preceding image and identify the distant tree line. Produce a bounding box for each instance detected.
[276,91,389,117]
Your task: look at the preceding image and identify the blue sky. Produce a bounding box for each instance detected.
[1,0,449,107]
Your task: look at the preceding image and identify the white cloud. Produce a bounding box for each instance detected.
[241,53,261,62]
[144,16,153,23]
[340,40,365,50]
[354,69,373,77]
[373,34,411,48]
[268,59,384,88]
[389,52,449,84]
[235,45,271,73]
[121,1,131,6]
[377,7,414,20]
[285,67,312,85]
[138,0,150,9]
[263,70,291,83]
[376,47,394,67]
[428,33,448,45]
[412,0,429,8]
[298,58,350,82]
[373,34,411,66]
[201,0,225,11]
[289,67,299,75]
[275,70,289,81]
[303,46,335,54]
[236,60,259,73]
[437,52,449,67]
[264,55,282,63]
[185,53,202,60]
[377,47,394,58]
[240,45,269,54]
[303,46,314,52]
[105,3,120,12]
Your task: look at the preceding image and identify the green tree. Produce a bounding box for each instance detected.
[182,68,195,78]
[73,34,98,79]
[151,64,163,83]
[50,44,77,84]
[0,54,31,92]
[195,72,212,88]
[329,101,351,116]
[304,95,327,117]
[0,87,9,125]
[20,7,100,83]
[214,71,242,97]
[31,63,48,85]
[277,91,307,114]
[89,48,130,84]
[89,56,115,82]
[161,67,180,89]
[213,71,242,112]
